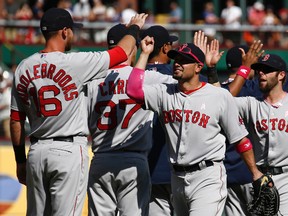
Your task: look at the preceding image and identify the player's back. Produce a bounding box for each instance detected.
[87,65,154,153]
[11,51,109,138]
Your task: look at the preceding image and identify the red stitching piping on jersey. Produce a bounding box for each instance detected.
[216,164,225,215]
[72,145,83,216]
[182,82,206,94]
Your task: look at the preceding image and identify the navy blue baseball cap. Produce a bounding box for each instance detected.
[141,25,178,48]
[226,45,249,69]
[40,8,83,33]
[107,23,140,48]
[168,43,205,66]
[251,54,287,72]
[107,24,128,47]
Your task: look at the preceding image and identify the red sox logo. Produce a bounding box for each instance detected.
[262,54,270,61]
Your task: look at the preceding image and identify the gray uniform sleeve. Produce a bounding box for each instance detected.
[142,71,176,113]
[10,63,28,113]
[144,70,176,85]
[220,91,249,144]
[143,84,167,114]
[69,51,110,84]
[10,79,24,112]
[234,96,253,123]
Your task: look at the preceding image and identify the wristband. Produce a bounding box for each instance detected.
[13,145,26,163]
[206,67,219,84]
[236,65,251,79]
[127,25,140,42]
[236,138,253,154]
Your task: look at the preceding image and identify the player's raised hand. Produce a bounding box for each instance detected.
[127,13,148,29]
[140,36,154,55]
[193,30,208,55]
[240,40,264,67]
[206,39,224,67]
[134,36,154,70]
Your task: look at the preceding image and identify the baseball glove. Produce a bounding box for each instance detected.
[247,174,280,216]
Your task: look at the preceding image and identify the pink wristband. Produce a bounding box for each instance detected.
[236,138,253,153]
[236,66,251,79]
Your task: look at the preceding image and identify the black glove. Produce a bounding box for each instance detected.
[247,174,280,216]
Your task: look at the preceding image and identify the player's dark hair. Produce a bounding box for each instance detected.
[42,30,58,41]
[227,67,238,76]
[148,46,161,61]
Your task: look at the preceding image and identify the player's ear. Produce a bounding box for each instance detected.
[195,63,203,73]
[61,27,69,39]
[278,71,286,83]
[162,44,169,54]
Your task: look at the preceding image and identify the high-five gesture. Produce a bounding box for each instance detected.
[127,13,148,29]
[193,30,208,54]
[193,30,223,67]
[206,39,224,67]
[240,40,264,68]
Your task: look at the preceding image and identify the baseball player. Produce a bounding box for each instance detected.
[10,8,147,216]
[142,28,221,216]
[86,24,175,216]
[228,53,288,215]
[126,40,264,216]
[221,42,263,216]
[141,25,178,216]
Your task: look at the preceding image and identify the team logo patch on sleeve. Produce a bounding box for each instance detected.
[238,116,244,125]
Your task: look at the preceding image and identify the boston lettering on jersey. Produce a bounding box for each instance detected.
[255,118,288,132]
[163,109,210,128]
[17,63,78,103]
[98,79,127,96]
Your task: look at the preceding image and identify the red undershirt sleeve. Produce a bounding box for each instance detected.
[107,46,128,68]
[10,110,26,121]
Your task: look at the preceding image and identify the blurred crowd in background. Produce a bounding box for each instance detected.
[1,0,288,138]
[0,65,13,139]
[0,0,288,47]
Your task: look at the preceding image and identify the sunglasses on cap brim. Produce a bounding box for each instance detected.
[177,46,204,66]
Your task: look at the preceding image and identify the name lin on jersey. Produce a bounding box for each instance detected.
[163,109,210,128]
[17,63,78,103]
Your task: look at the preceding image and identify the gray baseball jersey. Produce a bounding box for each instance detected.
[87,66,175,153]
[143,82,248,165]
[235,95,288,167]
[234,95,288,215]
[86,65,174,216]
[141,82,247,215]
[11,51,110,138]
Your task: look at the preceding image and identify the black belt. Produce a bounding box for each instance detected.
[173,160,216,172]
[258,166,284,175]
[30,136,74,144]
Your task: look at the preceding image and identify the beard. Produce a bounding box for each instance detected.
[259,75,278,93]
[172,74,181,80]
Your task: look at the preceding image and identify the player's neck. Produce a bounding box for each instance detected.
[148,61,165,65]
[148,55,168,65]
[179,80,204,93]
[264,88,287,105]
[42,39,66,53]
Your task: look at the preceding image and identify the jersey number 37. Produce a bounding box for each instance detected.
[95,99,142,130]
